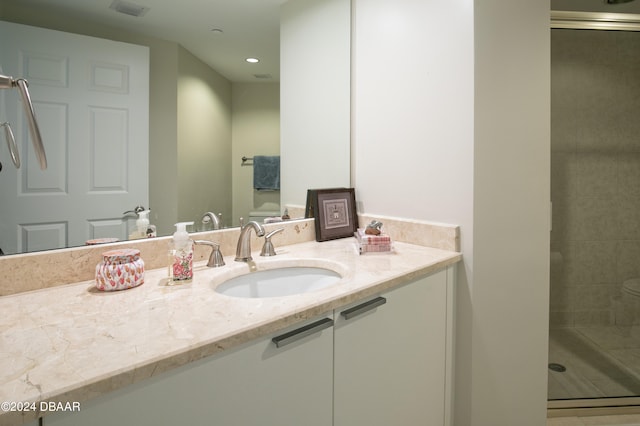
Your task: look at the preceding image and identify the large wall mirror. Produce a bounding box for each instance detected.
[0,0,351,255]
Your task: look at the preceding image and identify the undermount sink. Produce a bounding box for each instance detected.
[215,264,343,298]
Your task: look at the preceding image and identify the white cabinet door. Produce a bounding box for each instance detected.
[45,313,334,426]
[334,269,450,426]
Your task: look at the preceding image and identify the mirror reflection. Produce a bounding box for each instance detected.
[0,0,351,256]
[0,0,283,255]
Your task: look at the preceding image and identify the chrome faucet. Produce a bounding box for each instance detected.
[235,221,265,262]
[201,211,221,230]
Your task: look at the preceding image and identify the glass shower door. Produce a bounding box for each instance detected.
[549,24,640,403]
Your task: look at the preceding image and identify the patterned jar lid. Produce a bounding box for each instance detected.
[86,237,119,245]
[101,248,141,264]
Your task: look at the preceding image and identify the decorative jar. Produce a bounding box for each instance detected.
[95,248,145,291]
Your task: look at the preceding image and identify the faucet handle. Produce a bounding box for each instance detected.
[260,228,284,257]
[195,240,225,267]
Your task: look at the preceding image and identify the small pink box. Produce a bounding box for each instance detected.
[95,248,145,291]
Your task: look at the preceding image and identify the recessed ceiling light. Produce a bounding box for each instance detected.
[245,58,260,63]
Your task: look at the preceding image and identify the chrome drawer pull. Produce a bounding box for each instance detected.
[340,297,387,320]
[272,317,334,348]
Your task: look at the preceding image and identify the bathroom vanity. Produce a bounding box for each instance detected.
[0,219,460,426]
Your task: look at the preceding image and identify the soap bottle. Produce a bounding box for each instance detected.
[128,209,156,239]
[139,210,156,238]
[128,210,145,240]
[168,221,194,285]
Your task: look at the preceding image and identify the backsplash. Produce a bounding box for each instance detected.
[359,214,459,252]
[0,216,459,296]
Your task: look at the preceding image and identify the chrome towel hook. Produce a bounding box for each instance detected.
[0,74,47,170]
[1,122,20,168]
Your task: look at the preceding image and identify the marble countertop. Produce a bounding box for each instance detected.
[0,238,461,425]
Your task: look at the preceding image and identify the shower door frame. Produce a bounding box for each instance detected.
[548,398,640,417]
[549,10,640,416]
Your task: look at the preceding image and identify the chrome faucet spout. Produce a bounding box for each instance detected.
[201,211,221,230]
[235,221,265,262]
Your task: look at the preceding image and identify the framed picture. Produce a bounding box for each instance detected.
[305,187,348,218]
[312,188,358,242]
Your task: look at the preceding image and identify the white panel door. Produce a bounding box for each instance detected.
[0,21,149,254]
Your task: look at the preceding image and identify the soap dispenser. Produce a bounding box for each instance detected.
[168,221,194,285]
[128,209,156,239]
[139,209,157,238]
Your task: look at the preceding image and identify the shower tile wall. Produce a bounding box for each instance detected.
[551,29,640,328]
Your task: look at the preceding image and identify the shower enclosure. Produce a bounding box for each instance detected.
[549,11,640,411]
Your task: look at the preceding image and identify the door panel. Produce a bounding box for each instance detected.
[0,21,149,254]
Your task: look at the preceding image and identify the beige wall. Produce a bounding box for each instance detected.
[551,29,640,327]
[148,45,180,236]
[231,82,280,226]
[177,47,233,228]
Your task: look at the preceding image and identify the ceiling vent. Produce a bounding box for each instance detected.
[253,74,273,79]
[109,0,150,17]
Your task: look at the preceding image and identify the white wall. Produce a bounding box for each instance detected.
[471,1,550,424]
[352,0,550,425]
[280,0,351,207]
[351,0,474,225]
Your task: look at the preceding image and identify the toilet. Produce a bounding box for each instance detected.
[248,211,280,224]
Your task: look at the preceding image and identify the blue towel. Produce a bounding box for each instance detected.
[253,155,280,191]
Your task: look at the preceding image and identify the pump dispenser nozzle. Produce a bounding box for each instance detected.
[173,221,193,245]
